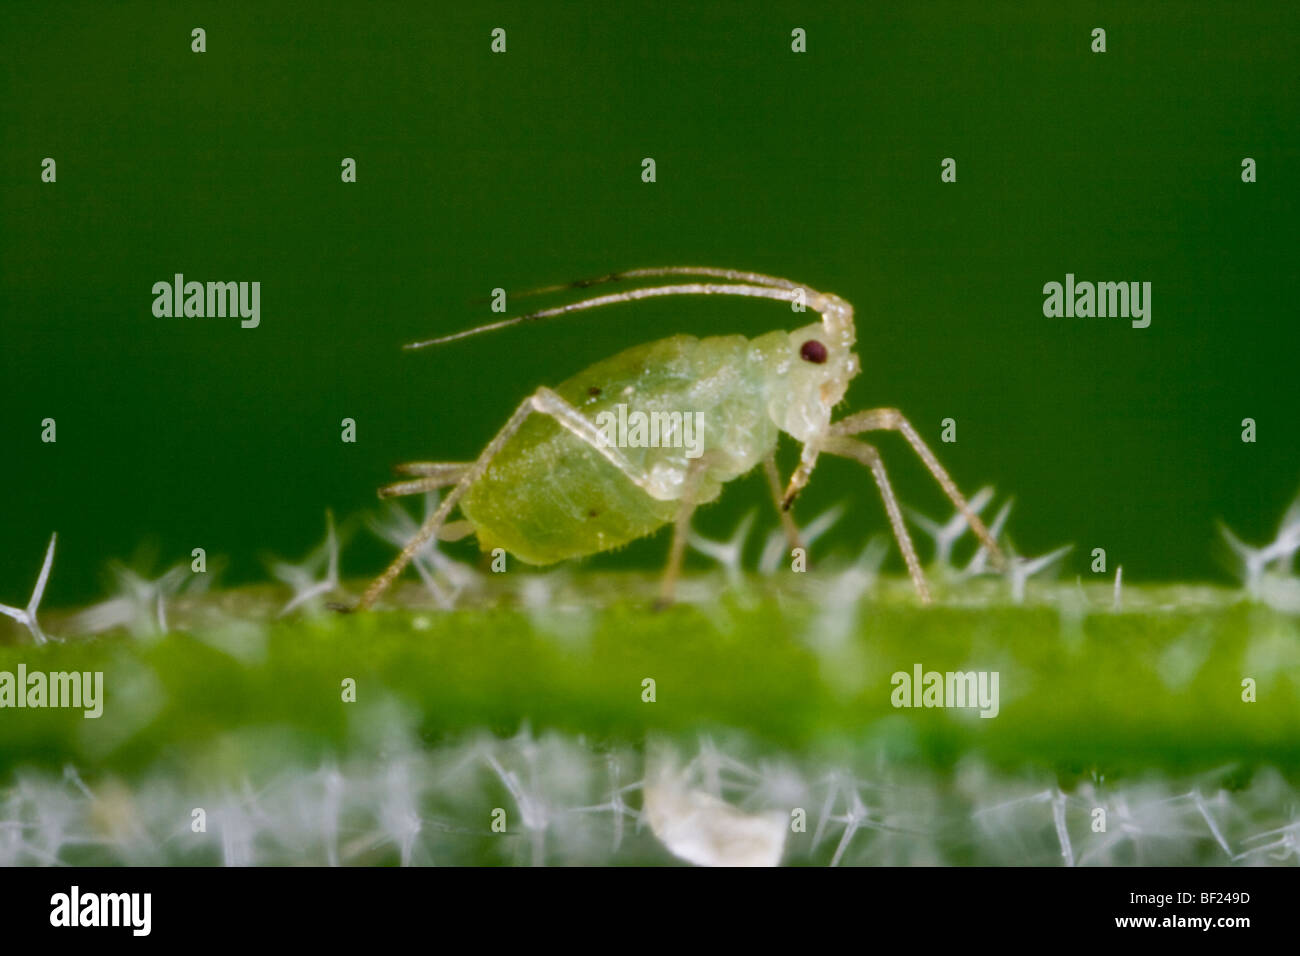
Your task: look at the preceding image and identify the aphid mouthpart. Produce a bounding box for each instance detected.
[799,340,828,364]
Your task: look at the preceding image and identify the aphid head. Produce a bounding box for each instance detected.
[773,297,859,441]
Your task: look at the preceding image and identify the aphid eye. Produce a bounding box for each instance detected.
[799,340,828,364]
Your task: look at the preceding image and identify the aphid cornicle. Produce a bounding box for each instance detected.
[356,267,1005,610]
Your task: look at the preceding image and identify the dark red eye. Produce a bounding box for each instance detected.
[799,340,828,364]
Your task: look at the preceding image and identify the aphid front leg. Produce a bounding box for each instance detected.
[830,409,1006,570]
[762,455,804,553]
[356,387,658,611]
[820,436,931,604]
[779,444,822,511]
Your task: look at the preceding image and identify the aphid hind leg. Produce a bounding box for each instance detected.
[821,436,931,604]
[393,462,472,479]
[378,471,469,500]
[378,467,475,540]
[356,387,660,610]
[830,409,1006,570]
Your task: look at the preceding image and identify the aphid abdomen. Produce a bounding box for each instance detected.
[458,333,781,565]
[460,428,678,564]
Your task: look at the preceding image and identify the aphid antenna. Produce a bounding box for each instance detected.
[405,267,854,350]
[489,266,803,303]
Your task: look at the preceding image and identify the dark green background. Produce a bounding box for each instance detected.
[2,1,1297,607]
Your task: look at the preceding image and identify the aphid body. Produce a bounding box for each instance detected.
[358,268,1002,609]
[461,319,853,564]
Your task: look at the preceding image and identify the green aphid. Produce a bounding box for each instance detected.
[357,267,1005,610]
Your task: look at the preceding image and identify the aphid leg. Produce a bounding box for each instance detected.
[378,469,474,545]
[762,455,804,553]
[378,477,458,499]
[820,436,931,604]
[831,409,1007,571]
[654,461,707,611]
[780,443,822,511]
[436,521,475,542]
[393,462,471,479]
[356,387,657,610]
[378,463,470,499]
